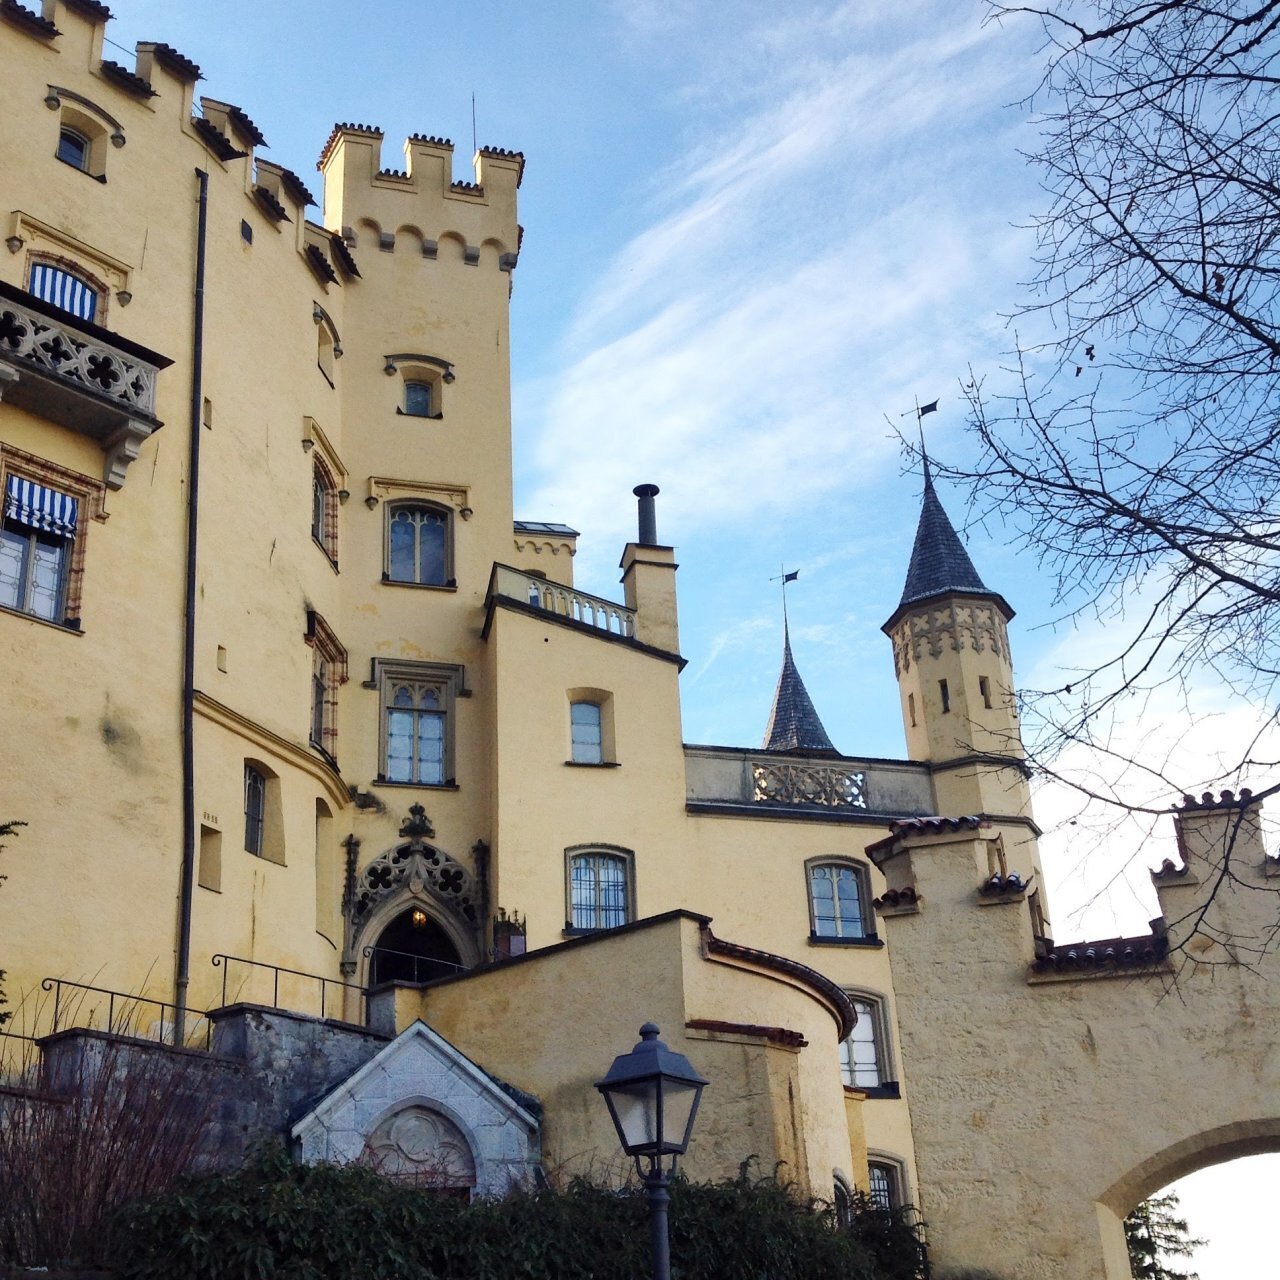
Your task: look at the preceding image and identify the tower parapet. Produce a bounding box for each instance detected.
[319,125,522,270]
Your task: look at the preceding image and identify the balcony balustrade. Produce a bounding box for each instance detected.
[0,280,171,488]
[488,563,636,637]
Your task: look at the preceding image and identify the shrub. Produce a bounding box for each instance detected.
[113,1146,928,1280]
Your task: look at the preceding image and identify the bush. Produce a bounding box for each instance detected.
[112,1146,928,1280]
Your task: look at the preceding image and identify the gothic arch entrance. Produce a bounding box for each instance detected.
[367,906,465,986]
[346,805,485,991]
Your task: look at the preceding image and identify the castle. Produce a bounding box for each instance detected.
[2,6,1278,1277]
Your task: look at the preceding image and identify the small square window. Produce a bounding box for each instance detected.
[404,381,432,417]
[240,219,253,244]
[57,127,90,171]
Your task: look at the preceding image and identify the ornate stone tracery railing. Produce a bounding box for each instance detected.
[752,762,868,809]
[0,295,161,418]
[0,285,169,488]
[490,563,636,638]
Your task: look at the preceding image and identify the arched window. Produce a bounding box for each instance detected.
[567,849,632,931]
[839,993,896,1094]
[570,701,603,764]
[57,127,90,171]
[244,764,267,856]
[386,503,450,586]
[867,1158,905,1212]
[807,861,873,941]
[404,381,432,417]
[28,261,101,322]
[311,459,338,562]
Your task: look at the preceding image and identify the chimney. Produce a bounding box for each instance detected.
[620,483,679,655]
[634,484,659,546]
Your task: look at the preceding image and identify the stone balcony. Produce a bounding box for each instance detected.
[486,563,636,637]
[0,280,172,488]
[684,744,934,822]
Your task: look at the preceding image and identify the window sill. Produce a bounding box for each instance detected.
[374,776,459,791]
[381,576,458,591]
[58,157,107,184]
[396,408,444,420]
[562,925,628,938]
[858,1083,902,1100]
[0,603,83,634]
[807,933,883,948]
[564,760,621,768]
[312,536,339,573]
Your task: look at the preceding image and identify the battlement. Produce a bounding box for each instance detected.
[319,124,522,271]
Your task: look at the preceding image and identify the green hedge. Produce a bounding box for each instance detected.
[112,1148,927,1280]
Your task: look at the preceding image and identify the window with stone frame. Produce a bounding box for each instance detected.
[867,1157,906,1212]
[311,457,339,564]
[57,125,91,171]
[244,764,267,856]
[0,448,105,628]
[807,860,874,941]
[305,611,348,762]
[570,701,603,763]
[566,847,634,932]
[375,660,465,787]
[839,993,897,1095]
[385,501,452,587]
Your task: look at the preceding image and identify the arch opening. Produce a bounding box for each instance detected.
[368,906,463,986]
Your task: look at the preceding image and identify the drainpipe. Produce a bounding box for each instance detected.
[175,168,208,1045]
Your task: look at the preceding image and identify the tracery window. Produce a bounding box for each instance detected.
[386,502,450,587]
[807,861,873,941]
[374,661,464,788]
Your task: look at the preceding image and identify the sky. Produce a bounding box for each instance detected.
[82,1,1277,1271]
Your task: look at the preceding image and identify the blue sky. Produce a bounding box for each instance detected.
[87,2,1278,1268]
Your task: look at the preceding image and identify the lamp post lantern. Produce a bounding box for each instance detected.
[596,1023,708,1280]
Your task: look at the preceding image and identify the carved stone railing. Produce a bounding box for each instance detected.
[489,563,636,638]
[0,281,170,488]
[752,761,867,809]
[684,745,934,817]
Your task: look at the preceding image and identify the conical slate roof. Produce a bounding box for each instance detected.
[762,624,836,753]
[898,474,990,608]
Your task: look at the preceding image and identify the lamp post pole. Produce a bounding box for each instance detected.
[595,1023,708,1280]
[645,1165,671,1280]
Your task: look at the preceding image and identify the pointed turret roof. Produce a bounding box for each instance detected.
[883,470,1013,634]
[763,623,837,754]
[898,473,990,608]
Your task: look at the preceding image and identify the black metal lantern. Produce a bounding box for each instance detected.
[596,1023,708,1280]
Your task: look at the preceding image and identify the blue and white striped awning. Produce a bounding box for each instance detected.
[28,263,99,322]
[4,475,78,537]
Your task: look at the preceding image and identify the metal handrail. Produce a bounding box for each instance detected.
[362,944,468,986]
[211,953,365,1023]
[38,977,211,1049]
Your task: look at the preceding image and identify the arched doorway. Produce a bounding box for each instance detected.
[367,906,464,986]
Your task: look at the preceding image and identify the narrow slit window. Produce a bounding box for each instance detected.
[939,679,950,714]
[979,676,992,709]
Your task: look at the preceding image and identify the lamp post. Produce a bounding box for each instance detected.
[595,1023,709,1280]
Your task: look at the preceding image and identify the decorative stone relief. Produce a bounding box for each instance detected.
[351,805,480,930]
[752,763,867,809]
[291,1021,540,1198]
[364,1106,476,1190]
[889,599,1009,675]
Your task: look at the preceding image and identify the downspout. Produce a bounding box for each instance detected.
[175,167,209,1045]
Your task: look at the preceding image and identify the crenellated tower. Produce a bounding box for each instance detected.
[882,470,1040,876]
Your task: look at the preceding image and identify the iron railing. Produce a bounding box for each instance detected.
[211,953,366,1024]
[363,944,468,987]
[38,978,211,1049]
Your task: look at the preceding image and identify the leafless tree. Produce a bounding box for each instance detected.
[922,2,1280,941]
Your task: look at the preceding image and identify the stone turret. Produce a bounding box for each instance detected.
[882,470,1038,873]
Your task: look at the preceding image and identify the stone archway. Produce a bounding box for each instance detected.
[345,804,485,988]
